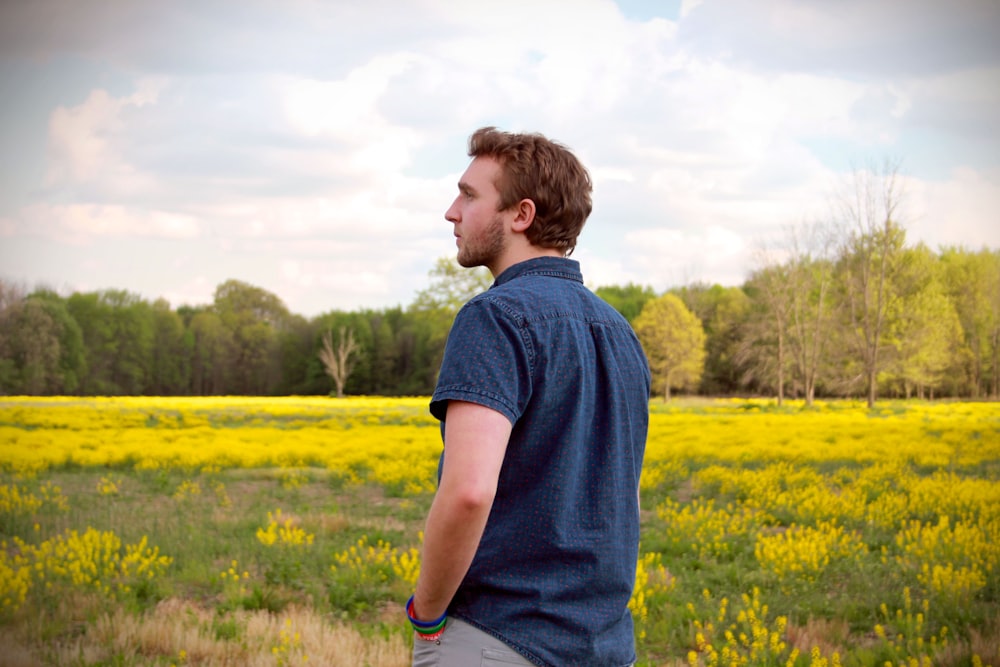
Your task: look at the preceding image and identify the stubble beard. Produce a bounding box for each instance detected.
[457,213,506,270]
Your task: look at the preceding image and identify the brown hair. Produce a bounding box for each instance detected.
[468,127,593,255]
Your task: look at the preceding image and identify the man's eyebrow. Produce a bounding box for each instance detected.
[458,181,477,195]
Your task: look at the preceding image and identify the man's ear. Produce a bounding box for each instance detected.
[510,199,536,233]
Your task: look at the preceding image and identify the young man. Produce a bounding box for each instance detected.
[408,127,651,667]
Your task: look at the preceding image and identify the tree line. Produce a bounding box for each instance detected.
[2,240,996,405]
[2,169,998,405]
[624,164,999,406]
[625,241,999,406]
[0,257,492,399]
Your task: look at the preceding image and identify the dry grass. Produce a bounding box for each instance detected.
[968,625,1000,667]
[933,621,1000,667]
[783,615,1000,667]
[785,617,850,657]
[0,599,410,667]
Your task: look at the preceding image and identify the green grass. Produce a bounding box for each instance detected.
[3,462,998,666]
[2,397,999,666]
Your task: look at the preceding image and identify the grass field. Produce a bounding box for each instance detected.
[1,396,998,666]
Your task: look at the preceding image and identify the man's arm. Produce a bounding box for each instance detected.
[410,400,512,621]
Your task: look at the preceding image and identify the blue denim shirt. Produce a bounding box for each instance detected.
[430,257,651,667]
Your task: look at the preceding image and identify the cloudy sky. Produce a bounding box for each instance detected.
[1,0,998,317]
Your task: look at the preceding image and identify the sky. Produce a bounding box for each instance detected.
[1,0,998,318]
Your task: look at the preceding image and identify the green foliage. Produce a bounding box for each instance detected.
[673,283,750,395]
[188,308,232,394]
[1,241,999,400]
[594,282,657,323]
[1,399,997,665]
[411,256,493,315]
[148,298,189,395]
[833,163,909,407]
[65,290,155,395]
[883,245,965,397]
[634,293,707,400]
[0,299,61,394]
[939,247,1000,398]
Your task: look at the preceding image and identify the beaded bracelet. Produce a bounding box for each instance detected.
[406,595,448,641]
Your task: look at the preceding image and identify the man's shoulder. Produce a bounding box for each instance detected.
[465,279,632,333]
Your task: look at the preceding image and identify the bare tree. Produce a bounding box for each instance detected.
[0,280,26,312]
[319,326,360,398]
[786,222,836,405]
[740,261,793,404]
[835,159,907,408]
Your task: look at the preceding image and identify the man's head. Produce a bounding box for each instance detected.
[467,127,593,256]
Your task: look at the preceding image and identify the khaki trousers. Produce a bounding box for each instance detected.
[411,617,535,667]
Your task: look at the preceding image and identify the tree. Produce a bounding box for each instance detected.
[674,283,749,396]
[739,264,794,403]
[26,290,87,395]
[786,258,835,404]
[66,291,116,394]
[883,246,963,398]
[188,310,231,395]
[0,282,23,392]
[940,247,1000,398]
[411,257,493,314]
[594,283,657,323]
[149,298,190,395]
[409,257,493,389]
[66,290,154,395]
[785,222,837,406]
[102,290,155,395]
[274,314,325,396]
[0,299,61,394]
[834,160,907,407]
[633,294,706,400]
[742,219,837,405]
[318,326,360,398]
[366,310,400,395]
[212,280,290,395]
[395,312,440,395]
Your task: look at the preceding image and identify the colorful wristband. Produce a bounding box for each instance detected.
[414,627,446,641]
[406,595,448,639]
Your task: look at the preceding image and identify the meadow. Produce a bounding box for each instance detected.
[0,396,998,667]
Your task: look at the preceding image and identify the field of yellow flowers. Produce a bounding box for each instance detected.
[0,396,998,666]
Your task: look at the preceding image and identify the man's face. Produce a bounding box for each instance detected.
[445,156,508,273]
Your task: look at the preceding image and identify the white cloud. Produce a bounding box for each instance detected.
[898,66,1000,145]
[0,0,997,315]
[623,225,750,289]
[680,0,704,18]
[282,53,418,141]
[677,0,1000,76]
[907,168,1000,250]
[10,203,200,243]
[45,80,165,194]
[161,275,216,312]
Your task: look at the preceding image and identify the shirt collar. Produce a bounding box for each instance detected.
[491,256,583,288]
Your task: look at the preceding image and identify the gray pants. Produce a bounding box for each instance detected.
[411,617,534,666]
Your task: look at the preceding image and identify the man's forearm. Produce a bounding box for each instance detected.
[411,486,493,620]
[410,400,512,622]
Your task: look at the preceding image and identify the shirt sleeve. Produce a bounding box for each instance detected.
[430,296,533,425]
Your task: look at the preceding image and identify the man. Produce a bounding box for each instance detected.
[408,127,651,667]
